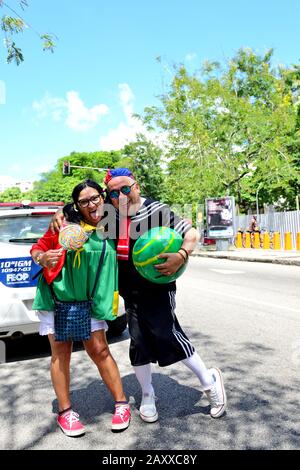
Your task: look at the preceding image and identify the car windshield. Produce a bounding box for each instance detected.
[0,215,51,243]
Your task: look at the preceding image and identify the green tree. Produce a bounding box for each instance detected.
[144,49,300,212]
[0,1,55,65]
[30,150,122,202]
[123,134,165,200]
[0,186,22,201]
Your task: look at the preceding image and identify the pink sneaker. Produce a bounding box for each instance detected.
[111,404,131,431]
[57,409,85,437]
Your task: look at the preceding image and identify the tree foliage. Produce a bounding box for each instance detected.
[0,186,22,201]
[144,48,300,212]
[0,1,56,64]
[122,134,165,200]
[29,151,122,202]
[0,147,167,203]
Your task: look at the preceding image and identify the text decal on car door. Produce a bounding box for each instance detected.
[0,257,41,288]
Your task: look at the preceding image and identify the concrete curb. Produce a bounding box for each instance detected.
[191,251,300,266]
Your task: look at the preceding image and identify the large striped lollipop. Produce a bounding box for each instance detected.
[59,224,88,250]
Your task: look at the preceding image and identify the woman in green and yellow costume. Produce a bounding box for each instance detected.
[31,179,131,436]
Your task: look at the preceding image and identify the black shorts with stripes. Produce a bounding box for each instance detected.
[125,287,195,367]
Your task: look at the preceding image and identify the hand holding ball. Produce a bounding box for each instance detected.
[132,227,187,284]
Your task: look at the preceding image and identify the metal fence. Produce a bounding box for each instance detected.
[236,210,300,248]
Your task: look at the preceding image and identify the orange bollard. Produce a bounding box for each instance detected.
[263,232,270,249]
[272,232,281,250]
[235,232,243,248]
[284,232,292,250]
[253,232,260,249]
[244,232,251,248]
[297,233,300,251]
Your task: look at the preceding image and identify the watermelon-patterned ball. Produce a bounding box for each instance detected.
[59,224,88,250]
[132,227,187,284]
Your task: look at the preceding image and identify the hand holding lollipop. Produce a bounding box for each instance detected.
[59,224,88,251]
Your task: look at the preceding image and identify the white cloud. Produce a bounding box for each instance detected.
[32,93,67,121]
[119,83,135,124]
[65,91,109,131]
[99,83,165,151]
[32,91,109,131]
[0,175,16,185]
[100,121,146,151]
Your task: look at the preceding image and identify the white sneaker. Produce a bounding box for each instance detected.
[205,367,227,418]
[139,393,158,423]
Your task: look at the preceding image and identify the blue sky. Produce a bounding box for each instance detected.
[1,0,300,183]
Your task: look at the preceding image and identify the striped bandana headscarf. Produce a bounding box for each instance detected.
[104,168,135,261]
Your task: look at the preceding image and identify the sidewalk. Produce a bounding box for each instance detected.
[192,246,300,266]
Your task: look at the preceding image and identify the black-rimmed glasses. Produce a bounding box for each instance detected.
[77,194,102,208]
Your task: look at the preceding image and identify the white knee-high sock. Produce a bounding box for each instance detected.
[133,363,154,395]
[182,352,214,390]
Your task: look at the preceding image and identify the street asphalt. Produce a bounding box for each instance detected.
[0,255,299,454]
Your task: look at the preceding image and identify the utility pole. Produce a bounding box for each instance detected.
[256,183,263,220]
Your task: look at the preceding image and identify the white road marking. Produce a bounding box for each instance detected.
[210,269,245,274]
[199,287,299,314]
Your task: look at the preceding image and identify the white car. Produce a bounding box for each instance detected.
[0,202,127,339]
